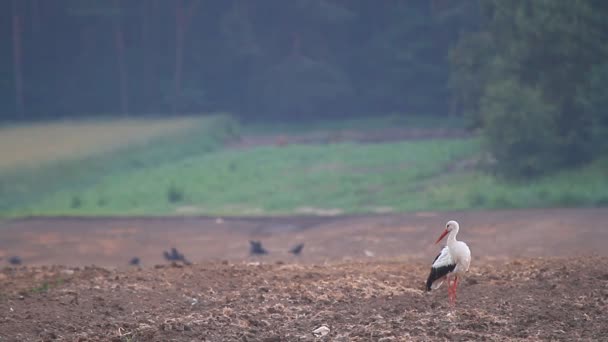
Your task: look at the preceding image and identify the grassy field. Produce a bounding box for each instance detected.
[0,117,204,170]
[20,139,479,216]
[0,115,239,215]
[1,114,606,217]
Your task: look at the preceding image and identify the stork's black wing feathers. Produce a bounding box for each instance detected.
[426,247,456,291]
[432,251,441,264]
[426,264,456,291]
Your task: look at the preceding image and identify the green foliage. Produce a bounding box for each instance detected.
[30,277,65,294]
[427,157,608,210]
[578,63,608,155]
[162,87,210,113]
[11,136,607,216]
[252,55,353,118]
[480,78,559,177]
[448,31,494,127]
[97,197,108,207]
[70,195,83,209]
[12,138,479,216]
[354,2,471,114]
[166,183,185,203]
[0,1,478,119]
[451,0,608,178]
[3,116,606,217]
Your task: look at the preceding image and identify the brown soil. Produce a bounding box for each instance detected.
[1,208,608,341]
[229,128,470,149]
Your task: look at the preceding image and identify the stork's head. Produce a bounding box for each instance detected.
[446,220,459,232]
[435,220,460,244]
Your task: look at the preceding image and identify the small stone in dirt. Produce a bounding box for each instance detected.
[312,325,330,337]
[364,250,375,257]
[378,337,396,342]
[39,330,58,340]
[60,269,75,276]
[332,334,349,342]
[241,333,256,342]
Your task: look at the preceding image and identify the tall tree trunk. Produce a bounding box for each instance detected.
[173,0,185,115]
[114,3,129,116]
[173,0,199,115]
[31,0,40,34]
[141,1,150,112]
[292,32,301,56]
[12,0,24,117]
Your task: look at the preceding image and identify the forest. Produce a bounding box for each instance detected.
[1,0,607,178]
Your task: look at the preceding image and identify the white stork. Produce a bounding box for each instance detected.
[426,220,471,305]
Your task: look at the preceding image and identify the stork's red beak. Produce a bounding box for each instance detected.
[435,229,449,244]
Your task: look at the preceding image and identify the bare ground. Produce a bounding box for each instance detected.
[1,208,608,341]
[229,128,470,149]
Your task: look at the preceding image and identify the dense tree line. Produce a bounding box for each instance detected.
[2,1,607,178]
[451,0,608,177]
[0,0,476,120]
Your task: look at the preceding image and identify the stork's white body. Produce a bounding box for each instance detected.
[426,220,471,304]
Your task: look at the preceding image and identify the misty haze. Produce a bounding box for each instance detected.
[0,1,607,341]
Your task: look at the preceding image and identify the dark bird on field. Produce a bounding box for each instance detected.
[163,247,192,265]
[129,257,141,266]
[249,240,268,255]
[289,243,305,256]
[8,256,22,265]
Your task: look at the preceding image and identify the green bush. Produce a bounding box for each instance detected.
[450,1,608,179]
[167,183,184,203]
[578,63,608,155]
[97,197,107,207]
[70,195,83,209]
[480,78,559,178]
[448,31,494,127]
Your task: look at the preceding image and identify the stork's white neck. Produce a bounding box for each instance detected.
[447,227,459,246]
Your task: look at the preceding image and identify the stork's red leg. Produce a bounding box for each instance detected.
[453,276,459,304]
[446,277,452,297]
[447,276,455,306]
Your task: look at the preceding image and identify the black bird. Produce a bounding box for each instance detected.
[8,256,22,265]
[129,257,141,266]
[163,247,191,265]
[249,240,268,255]
[289,243,305,256]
